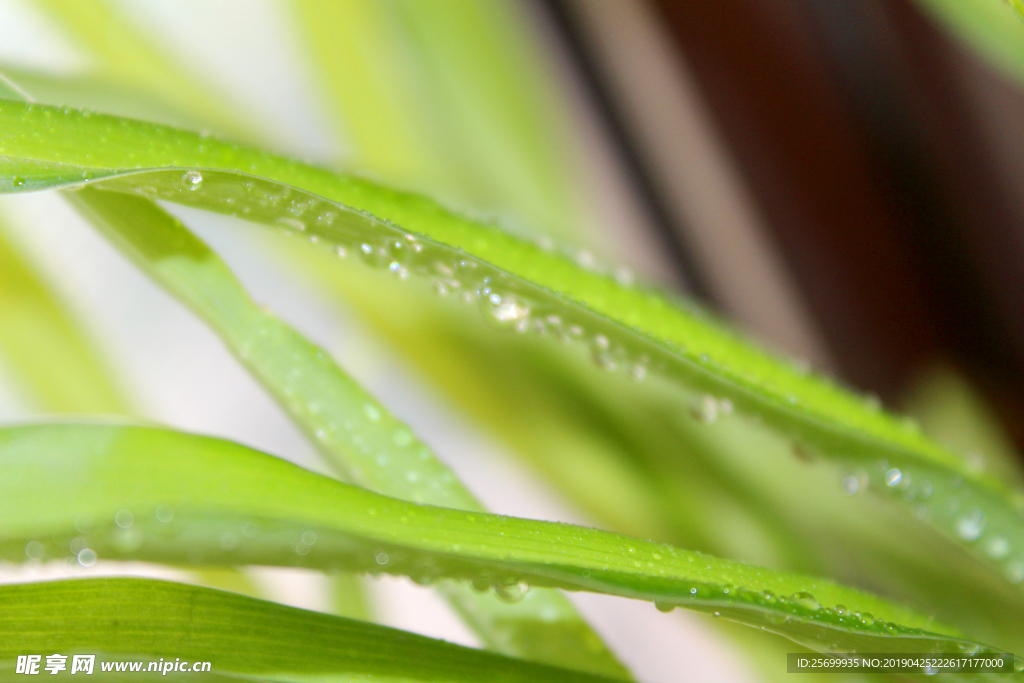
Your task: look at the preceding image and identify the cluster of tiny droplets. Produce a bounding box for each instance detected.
[840,459,1024,584]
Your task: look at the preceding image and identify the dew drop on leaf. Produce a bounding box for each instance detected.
[629,363,647,382]
[181,170,203,189]
[790,592,820,611]
[689,395,719,424]
[494,581,531,604]
[115,509,134,529]
[885,468,902,487]
[155,505,174,523]
[77,548,97,567]
[955,508,985,541]
[986,536,1009,559]
[24,540,45,560]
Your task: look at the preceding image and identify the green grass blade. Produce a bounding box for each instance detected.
[64,187,627,679]
[0,577,615,683]
[0,101,1019,592]
[0,214,126,413]
[0,422,1010,661]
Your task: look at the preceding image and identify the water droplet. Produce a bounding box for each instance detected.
[77,548,97,567]
[842,474,860,495]
[375,552,389,565]
[590,334,619,371]
[955,508,985,541]
[219,532,239,551]
[495,581,531,603]
[12,176,26,188]
[885,468,902,487]
[182,170,203,189]
[859,612,874,625]
[576,250,596,268]
[629,363,647,382]
[790,592,820,611]
[485,294,529,324]
[835,604,848,615]
[690,395,719,424]
[689,587,698,595]
[655,600,675,613]
[155,505,174,523]
[115,509,134,529]
[986,536,1009,559]
[25,541,45,560]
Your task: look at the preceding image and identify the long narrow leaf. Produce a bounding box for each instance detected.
[0,422,1010,662]
[0,102,1019,595]
[0,577,614,683]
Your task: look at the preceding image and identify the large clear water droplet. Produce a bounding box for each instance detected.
[494,581,531,604]
[790,591,820,611]
[182,170,203,190]
[955,508,985,541]
[77,548,97,567]
[486,294,529,324]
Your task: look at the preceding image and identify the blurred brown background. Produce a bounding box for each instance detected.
[547,0,1024,452]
